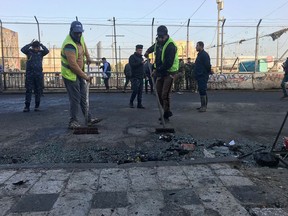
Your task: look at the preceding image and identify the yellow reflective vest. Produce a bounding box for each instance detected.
[154,37,179,72]
[61,35,86,81]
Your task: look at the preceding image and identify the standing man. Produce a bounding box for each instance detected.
[21,40,49,112]
[194,41,212,112]
[61,20,101,129]
[281,58,288,99]
[144,25,179,122]
[185,57,195,91]
[174,59,184,93]
[144,58,154,94]
[101,57,111,91]
[129,44,145,109]
[123,62,131,92]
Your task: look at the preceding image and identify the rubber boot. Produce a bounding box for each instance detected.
[199,96,207,112]
[34,101,40,111]
[23,102,30,112]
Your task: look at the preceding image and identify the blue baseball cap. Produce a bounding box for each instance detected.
[70,21,84,33]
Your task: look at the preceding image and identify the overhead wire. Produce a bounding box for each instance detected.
[262,0,288,18]
[171,0,207,36]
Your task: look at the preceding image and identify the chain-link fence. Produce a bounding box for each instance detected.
[0,17,287,90]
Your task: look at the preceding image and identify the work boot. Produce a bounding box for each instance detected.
[129,102,134,108]
[88,118,103,125]
[199,96,207,112]
[137,104,145,109]
[164,111,173,118]
[23,103,30,112]
[68,120,81,130]
[34,102,40,111]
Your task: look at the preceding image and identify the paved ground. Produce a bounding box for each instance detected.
[1,90,288,215]
[0,90,288,164]
[0,163,288,216]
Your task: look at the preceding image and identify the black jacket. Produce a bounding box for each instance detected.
[194,50,211,79]
[129,52,144,79]
[124,63,132,77]
[145,36,177,77]
[21,43,49,74]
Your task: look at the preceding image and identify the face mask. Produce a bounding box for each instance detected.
[70,31,81,43]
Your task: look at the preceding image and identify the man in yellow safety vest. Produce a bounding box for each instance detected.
[144,25,179,123]
[61,21,102,129]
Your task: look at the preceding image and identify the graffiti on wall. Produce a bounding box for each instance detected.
[208,73,253,89]
[253,73,284,89]
[207,72,284,90]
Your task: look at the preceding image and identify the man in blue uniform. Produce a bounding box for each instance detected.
[194,41,211,112]
[129,44,146,108]
[21,40,49,112]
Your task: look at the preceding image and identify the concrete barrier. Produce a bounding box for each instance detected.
[208,72,284,90]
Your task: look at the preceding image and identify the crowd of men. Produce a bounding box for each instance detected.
[24,21,280,128]
[20,21,214,128]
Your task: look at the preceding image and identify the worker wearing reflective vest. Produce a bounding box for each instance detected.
[61,21,102,129]
[145,25,179,122]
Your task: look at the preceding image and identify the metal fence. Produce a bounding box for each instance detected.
[2,71,127,90]
[0,17,288,91]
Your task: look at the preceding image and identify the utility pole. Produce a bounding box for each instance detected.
[221,18,226,73]
[113,17,118,73]
[106,18,124,71]
[216,0,224,71]
[254,19,262,73]
[34,16,40,42]
[151,18,155,46]
[119,46,121,71]
[0,19,4,91]
[186,19,190,60]
[53,45,56,72]
[151,18,155,62]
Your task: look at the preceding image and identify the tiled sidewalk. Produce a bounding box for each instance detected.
[0,163,287,216]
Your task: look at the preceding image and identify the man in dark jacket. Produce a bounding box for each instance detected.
[281,58,288,99]
[123,62,131,92]
[144,58,154,94]
[129,44,145,108]
[21,40,49,112]
[194,41,211,112]
[185,57,195,91]
[144,25,179,122]
[101,57,111,91]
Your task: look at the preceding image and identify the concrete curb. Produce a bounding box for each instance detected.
[0,157,239,170]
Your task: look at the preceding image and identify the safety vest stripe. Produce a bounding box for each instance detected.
[61,62,70,69]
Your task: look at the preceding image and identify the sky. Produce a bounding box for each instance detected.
[1,0,288,61]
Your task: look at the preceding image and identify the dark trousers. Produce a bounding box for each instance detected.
[124,76,131,90]
[145,77,153,93]
[197,75,209,96]
[281,73,288,96]
[63,76,91,123]
[174,73,183,91]
[130,78,143,105]
[25,74,43,107]
[156,75,174,113]
[103,72,111,90]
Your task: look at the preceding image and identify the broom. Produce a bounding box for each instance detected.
[73,64,99,134]
[147,59,175,133]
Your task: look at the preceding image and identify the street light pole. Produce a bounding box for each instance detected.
[254,19,262,73]
[113,17,118,73]
[216,0,224,71]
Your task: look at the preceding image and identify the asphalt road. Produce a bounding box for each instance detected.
[0,90,287,164]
